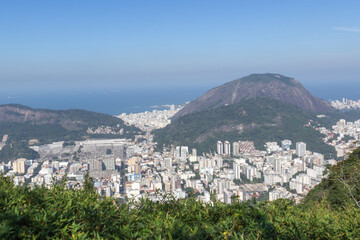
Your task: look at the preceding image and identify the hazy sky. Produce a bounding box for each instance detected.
[1,1,360,91]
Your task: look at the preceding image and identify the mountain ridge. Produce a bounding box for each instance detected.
[0,104,143,145]
[0,104,128,131]
[173,73,333,120]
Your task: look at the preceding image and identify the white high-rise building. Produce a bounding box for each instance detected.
[13,159,26,174]
[175,146,181,159]
[301,160,307,171]
[165,158,172,169]
[105,186,113,197]
[204,191,211,203]
[199,158,206,169]
[189,148,198,162]
[216,157,223,168]
[224,141,231,155]
[296,142,306,157]
[206,158,214,168]
[180,146,189,158]
[192,148,197,156]
[339,119,346,126]
[274,158,281,173]
[233,142,240,156]
[233,164,242,179]
[217,180,226,195]
[217,141,224,155]
[223,189,234,204]
[246,167,253,182]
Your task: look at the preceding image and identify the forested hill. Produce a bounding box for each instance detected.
[0,104,142,141]
[0,104,136,131]
[304,146,360,208]
[153,98,336,158]
[0,104,143,161]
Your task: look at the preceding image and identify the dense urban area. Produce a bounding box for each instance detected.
[1,101,360,204]
[331,98,360,110]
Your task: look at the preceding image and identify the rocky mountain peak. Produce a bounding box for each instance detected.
[172,73,333,120]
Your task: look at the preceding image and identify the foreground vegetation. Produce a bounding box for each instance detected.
[1,180,359,239]
[304,147,360,208]
[1,148,360,239]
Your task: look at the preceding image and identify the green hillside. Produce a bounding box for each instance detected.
[304,147,360,208]
[317,109,360,129]
[0,105,143,162]
[153,98,336,158]
[1,147,360,239]
[0,104,142,140]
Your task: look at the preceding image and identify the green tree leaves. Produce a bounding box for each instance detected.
[1,148,360,240]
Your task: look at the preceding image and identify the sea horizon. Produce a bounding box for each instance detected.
[1,82,359,115]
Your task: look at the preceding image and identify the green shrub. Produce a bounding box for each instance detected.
[1,174,359,239]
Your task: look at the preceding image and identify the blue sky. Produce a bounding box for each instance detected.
[1,1,360,91]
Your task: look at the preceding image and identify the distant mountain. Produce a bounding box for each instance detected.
[0,104,142,144]
[153,98,336,158]
[173,73,333,120]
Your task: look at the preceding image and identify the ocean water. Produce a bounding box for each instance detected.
[0,87,210,115]
[304,82,360,102]
[1,83,359,115]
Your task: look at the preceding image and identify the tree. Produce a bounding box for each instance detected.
[304,147,360,208]
[185,187,195,195]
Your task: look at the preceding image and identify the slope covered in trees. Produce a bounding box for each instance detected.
[0,141,40,161]
[0,104,143,162]
[0,104,143,143]
[154,98,336,158]
[304,147,360,208]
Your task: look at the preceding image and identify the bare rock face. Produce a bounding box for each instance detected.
[0,105,58,123]
[0,104,83,130]
[173,73,333,120]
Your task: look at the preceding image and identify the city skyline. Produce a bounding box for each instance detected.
[1,1,360,92]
